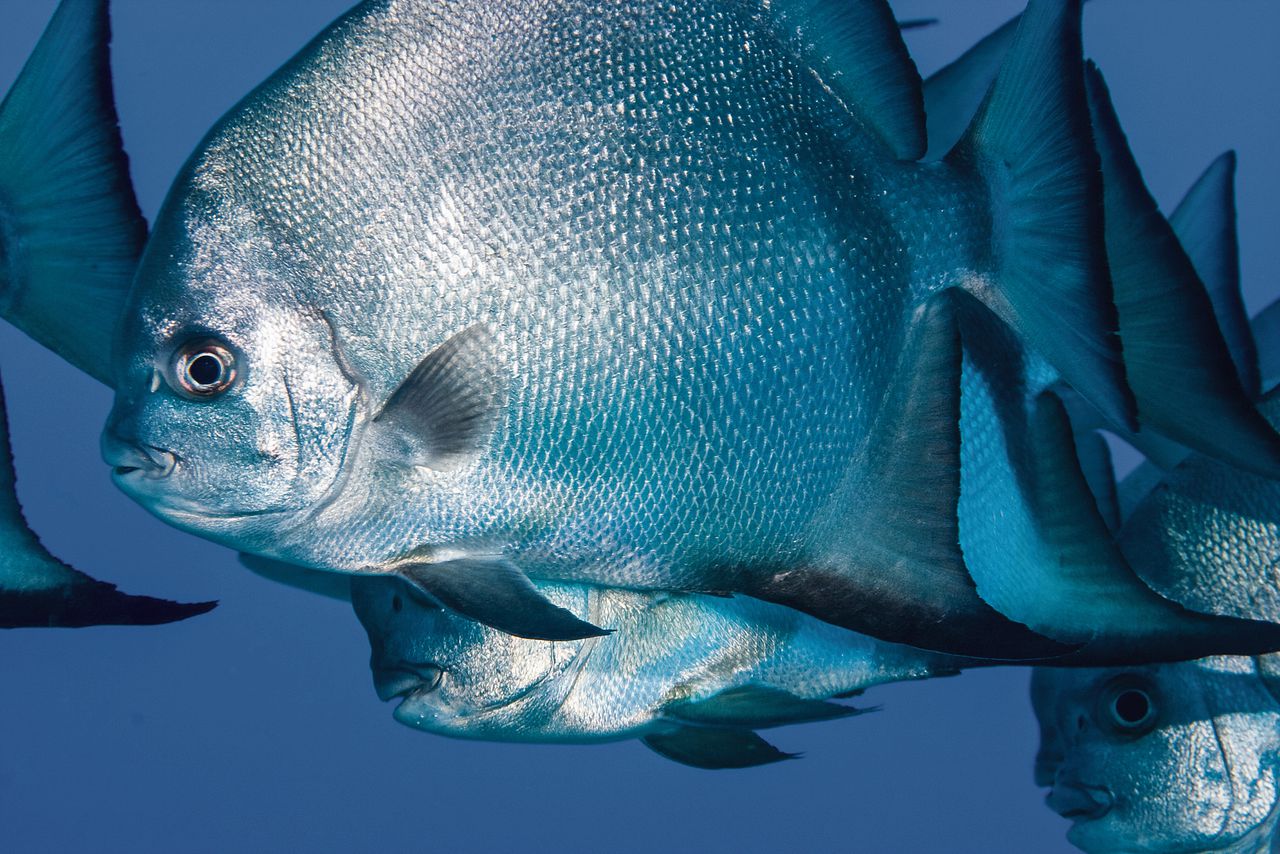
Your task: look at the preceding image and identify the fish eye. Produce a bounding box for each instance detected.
[171,338,237,398]
[1097,677,1158,735]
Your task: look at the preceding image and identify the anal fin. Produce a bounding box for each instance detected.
[642,727,796,770]
[398,556,608,641]
[750,290,1073,660]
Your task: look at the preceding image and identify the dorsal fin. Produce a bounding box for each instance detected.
[948,0,1135,433]
[921,14,1019,159]
[1170,152,1258,397]
[1085,65,1280,476]
[769,0,926,160]
[0,0,146,385]
[1252,297,1280,392]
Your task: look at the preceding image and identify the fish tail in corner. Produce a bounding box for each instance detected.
[0,0,146,385]
[946,0,1137,433]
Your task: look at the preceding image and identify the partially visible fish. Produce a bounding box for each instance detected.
[1032,656,1280,854]
[352,573,963,768]
[0,368,213,628]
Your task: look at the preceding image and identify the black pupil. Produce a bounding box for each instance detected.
[392,595,403,613]
[1114,689,1150,724]
[188,353,223,387]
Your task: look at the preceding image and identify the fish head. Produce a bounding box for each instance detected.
[101,194,362,544]
[352,575,590,738]
[1032,658,1280,853]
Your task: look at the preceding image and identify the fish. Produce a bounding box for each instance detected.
[1031,655,1280,854]
[5,0,1276,658]
[0,366,214,628]
[351,572,964,769]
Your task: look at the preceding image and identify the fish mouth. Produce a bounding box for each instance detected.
[105,443,177,480]
[373,663,444,703]
[1047,782,1114,822]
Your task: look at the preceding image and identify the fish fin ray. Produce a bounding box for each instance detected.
[641,727,796,769]
[373,324,506,470]
[769,0,926,160]
[0,0,146,384]
[948,0,1135,432]
[921,14,1019,159]
[397,557,608,641]
[1169,151,1258,396]
[1085,65,1280,476]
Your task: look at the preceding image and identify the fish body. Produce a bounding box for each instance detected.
[352,573,962,767]
[1032,656,1280,854]
[95,0,1139,656]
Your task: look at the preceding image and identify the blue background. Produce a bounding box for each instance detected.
[0,2,1276,851]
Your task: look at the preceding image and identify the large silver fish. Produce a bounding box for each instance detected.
[352,573,962,768]
[5,0,1277,657]
[1032,656,1280,854]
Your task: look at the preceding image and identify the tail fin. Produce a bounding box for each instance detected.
[1169,152,1258,397]
[1085,65,1280,477]
[0,367,213,628]
[947,0,1135,432]
[956,293,1280,665]
[0,0,145,385]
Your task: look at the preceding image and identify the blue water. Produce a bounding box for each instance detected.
[0,2,1276,851]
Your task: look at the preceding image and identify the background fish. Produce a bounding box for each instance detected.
[352,573,963,768]
[1032,656,1280,854]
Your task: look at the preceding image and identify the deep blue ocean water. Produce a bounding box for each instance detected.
[0,2,1276,851]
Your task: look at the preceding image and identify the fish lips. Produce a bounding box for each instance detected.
[1046,781,1114,823]
[373,663,444,704]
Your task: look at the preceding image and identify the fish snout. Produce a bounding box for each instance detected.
[371,661,444,702]
[1046,779,1114,822]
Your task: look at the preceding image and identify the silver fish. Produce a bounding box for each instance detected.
[1032,656,1280,854]
[352,573,962,768]
[86,0,1146,657]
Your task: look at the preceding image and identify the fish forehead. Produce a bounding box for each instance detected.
[131,0,989,574]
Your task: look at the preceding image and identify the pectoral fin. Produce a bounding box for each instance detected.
[642,727,796,770]
[665,686,864,729]
[397,557,608,641]
[373,325,506,469]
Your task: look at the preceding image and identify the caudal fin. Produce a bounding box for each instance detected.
[0,0,145,384]
[946,0,1135,432]
[1085,65,1280,477]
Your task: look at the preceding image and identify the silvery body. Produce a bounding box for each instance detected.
[98,0,1123,653]
[1033,657,1280,854]
[352,574,959,765]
